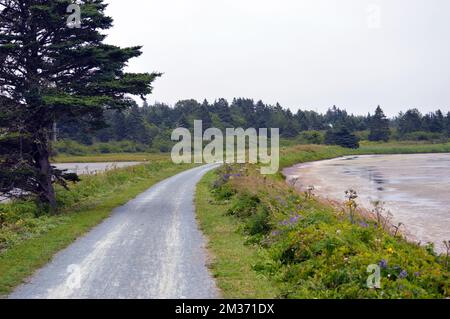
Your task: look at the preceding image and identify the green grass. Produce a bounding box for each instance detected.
[196,171,280,298]
[0,161,193,296]
[52,152,170,163]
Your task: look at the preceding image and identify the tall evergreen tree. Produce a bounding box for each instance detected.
[368,106,390,142]
[0,0,160,211]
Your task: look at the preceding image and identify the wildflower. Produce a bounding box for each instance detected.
[379,259,388,269]
[336,230,341,235]
[280,214,302,227]
[387,247,394,254]
[289,214,302,225]
[399,270,408,279]
[414,272,421,277]
[359,221,369,228]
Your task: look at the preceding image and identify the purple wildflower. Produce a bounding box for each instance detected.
[223,173,242,181]
[279,220,289,226]
[279,214,302,227]
[359,221,369,228]
[289,215,300,225]
[379,259,388,269]
[399,270,408,279]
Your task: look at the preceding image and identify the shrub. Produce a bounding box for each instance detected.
[325,126,360,149]
[228,193,260,218]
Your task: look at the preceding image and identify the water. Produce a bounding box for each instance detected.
[54,162,141,175]
[0,162,141,202]
[283,153,450,253]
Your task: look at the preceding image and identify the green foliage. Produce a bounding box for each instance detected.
[396,131,447,142]
[369,106,390,142]
[397,109,423,135]
[228,193,261,218]
[325,126,360,149]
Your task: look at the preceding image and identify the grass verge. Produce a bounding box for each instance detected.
[0,161,193,296]
[196,170,280,298]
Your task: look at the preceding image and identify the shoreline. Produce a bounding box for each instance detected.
[281,152,450,255]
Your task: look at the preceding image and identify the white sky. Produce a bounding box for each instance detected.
[104,0,450,116]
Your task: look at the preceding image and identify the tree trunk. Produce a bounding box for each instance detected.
[34,132,57,213]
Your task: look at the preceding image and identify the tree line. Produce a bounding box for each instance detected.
[58,100,450,150]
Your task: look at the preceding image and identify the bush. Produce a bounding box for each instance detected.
[246,207,271,236]
[228,193,260,218]
[325,127,360,149]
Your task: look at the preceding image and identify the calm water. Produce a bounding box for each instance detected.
[283,153,450,253]
[0,162,141,202]
[54,162,141,175]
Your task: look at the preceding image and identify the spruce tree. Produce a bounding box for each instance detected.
[368,106,390,142]
[0,0,160,211]
[325,125,360,149]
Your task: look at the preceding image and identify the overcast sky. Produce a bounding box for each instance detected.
[104,0,450,116]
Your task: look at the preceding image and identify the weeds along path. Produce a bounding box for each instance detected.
[9,164,220,299]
